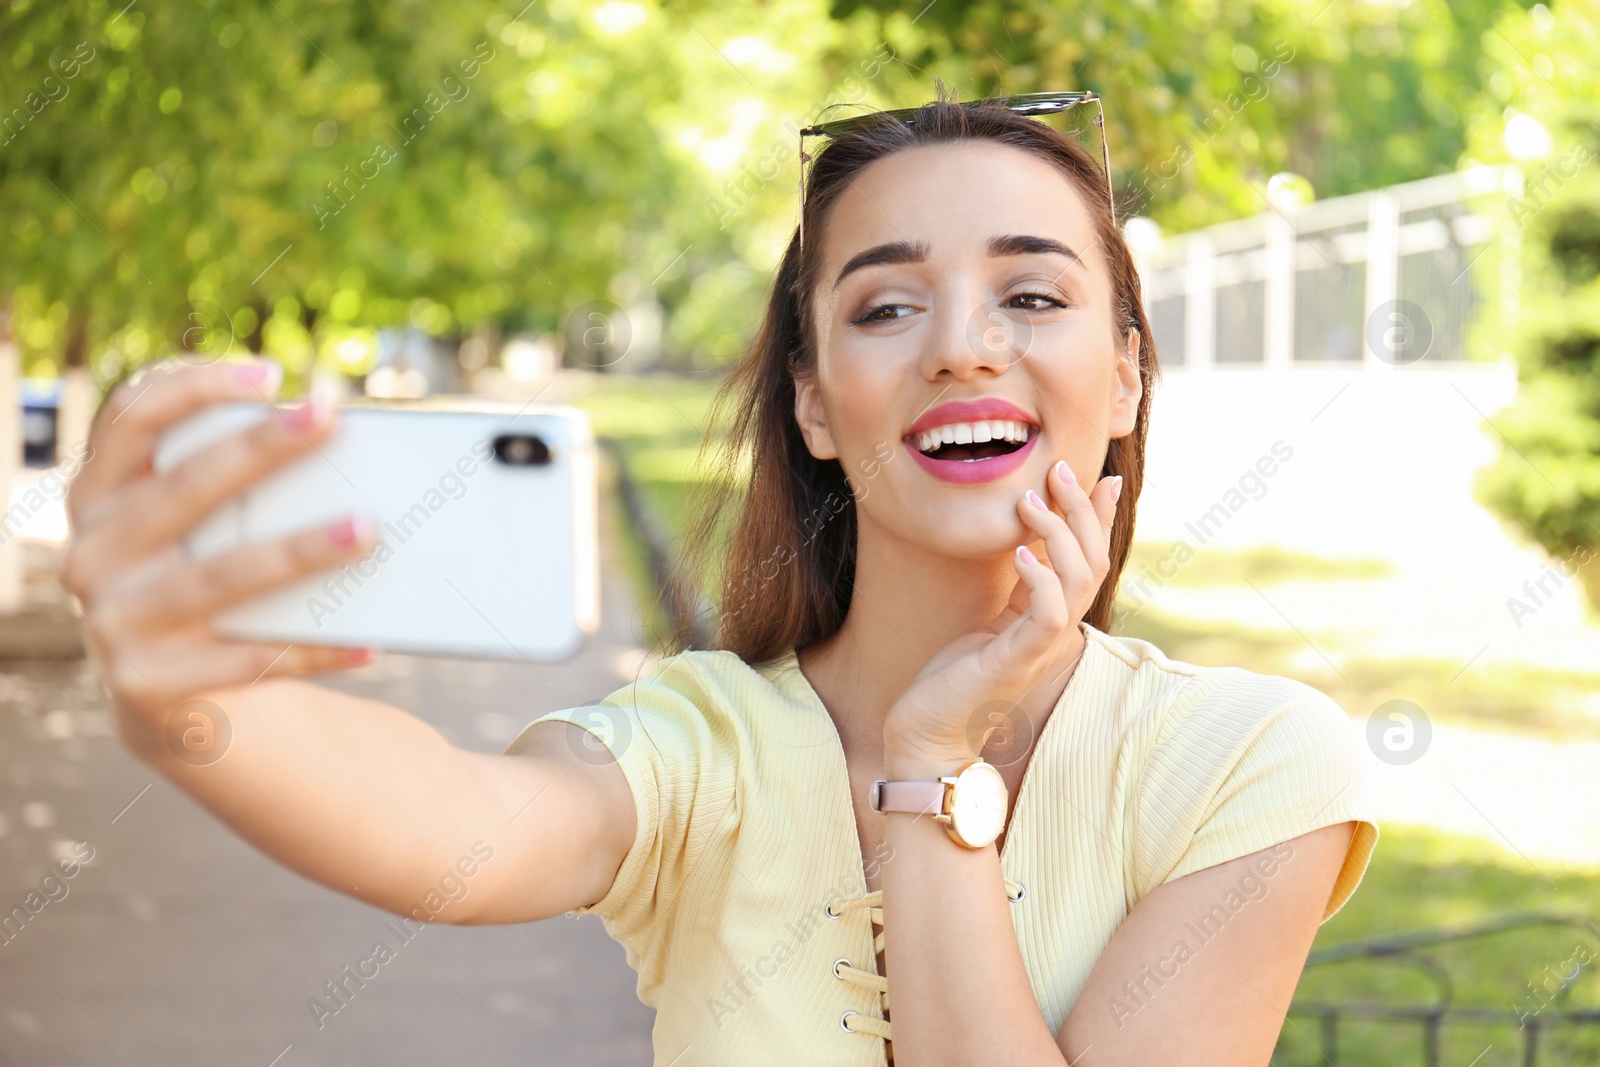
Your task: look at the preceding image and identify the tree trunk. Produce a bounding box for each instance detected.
[246,295,266,354]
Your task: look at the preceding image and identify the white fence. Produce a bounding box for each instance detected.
[1123,168,1555,660]
[1133,167,1518,371]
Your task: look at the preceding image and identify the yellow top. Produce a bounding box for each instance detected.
[509,620,1380,1066]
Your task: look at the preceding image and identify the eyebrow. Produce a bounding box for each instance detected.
[832,233,1083,291]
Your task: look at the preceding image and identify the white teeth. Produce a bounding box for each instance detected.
[914,420,1033,454]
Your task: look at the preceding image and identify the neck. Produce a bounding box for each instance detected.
[796,514,1086,756]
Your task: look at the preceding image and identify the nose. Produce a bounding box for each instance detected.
[919,285,1026,382]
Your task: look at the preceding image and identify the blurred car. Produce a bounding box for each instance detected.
[21,378,60,469]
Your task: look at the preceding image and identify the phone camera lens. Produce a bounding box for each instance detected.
[493,434,551,466]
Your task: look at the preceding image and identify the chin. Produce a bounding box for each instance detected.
[896,509,1035,562]
[859,441,1053,560]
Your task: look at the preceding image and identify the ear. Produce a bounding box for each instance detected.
[1109,328,1143,439]
[793,371,839,461]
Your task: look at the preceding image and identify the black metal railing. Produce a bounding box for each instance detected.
[1287,913,1600,1066]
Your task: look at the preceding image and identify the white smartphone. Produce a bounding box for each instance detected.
[152,398,599,661]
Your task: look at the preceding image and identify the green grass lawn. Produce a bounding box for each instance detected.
[566,374,737,648]
[1125,543,1397,587]
[1280,824,1600,1065]
[1115,602,1600,742]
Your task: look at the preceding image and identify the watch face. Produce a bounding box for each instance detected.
[950,761,1007,848]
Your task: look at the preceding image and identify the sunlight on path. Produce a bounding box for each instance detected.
[1137,367,1600,870]
[1358,716,1600,872]
[1130,366,1600,673]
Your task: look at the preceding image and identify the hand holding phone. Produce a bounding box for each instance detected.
[63,360,383,734]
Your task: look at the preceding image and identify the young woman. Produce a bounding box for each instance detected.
[64,89,1377,1066]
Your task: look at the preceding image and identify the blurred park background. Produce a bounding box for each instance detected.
[3,0,1600,1063]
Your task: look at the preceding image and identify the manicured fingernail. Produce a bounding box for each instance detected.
[234,360,282,392]
[1109,475,1124,503]
[1016,545,1038,565]
[327,516,371,546]
[1025,489,1048,511]
[286,395,325,430]
[347,647,376,665]
[1054,460,1076,486]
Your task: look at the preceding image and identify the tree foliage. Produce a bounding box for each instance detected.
[1,0,850,384]
[1466,0,1600,591]
[831,0,1535,230]
[0,0,1541,387]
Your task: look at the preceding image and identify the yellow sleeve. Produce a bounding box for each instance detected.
[506,652,741,946]
[1130,672,1379,922]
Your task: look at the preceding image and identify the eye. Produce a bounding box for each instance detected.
[850,303,916,326]
[1004,291,1069,311]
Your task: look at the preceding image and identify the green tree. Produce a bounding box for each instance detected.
[0,0,849,385]
[1465,0,1600,610]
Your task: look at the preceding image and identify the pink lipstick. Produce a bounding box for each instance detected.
[903,398,1040,486]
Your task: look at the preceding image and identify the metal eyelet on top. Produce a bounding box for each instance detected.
[1007,883,1027,904]
[825,899,842,919]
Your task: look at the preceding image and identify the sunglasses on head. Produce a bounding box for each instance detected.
[795,90,1115,255]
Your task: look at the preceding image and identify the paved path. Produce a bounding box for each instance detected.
[0,467,657,1066]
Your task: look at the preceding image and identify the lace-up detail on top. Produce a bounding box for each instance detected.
[827,878,1027,1055]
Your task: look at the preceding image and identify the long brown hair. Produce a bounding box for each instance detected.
[667,84,1161,664]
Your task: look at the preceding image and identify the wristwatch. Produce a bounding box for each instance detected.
[870,757,1008,849]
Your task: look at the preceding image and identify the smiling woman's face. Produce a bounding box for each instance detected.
[795,139,1143,560]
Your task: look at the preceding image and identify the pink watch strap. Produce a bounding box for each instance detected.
[870,779,945,816]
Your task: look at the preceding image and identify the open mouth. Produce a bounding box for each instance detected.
[910,419,1036,463]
